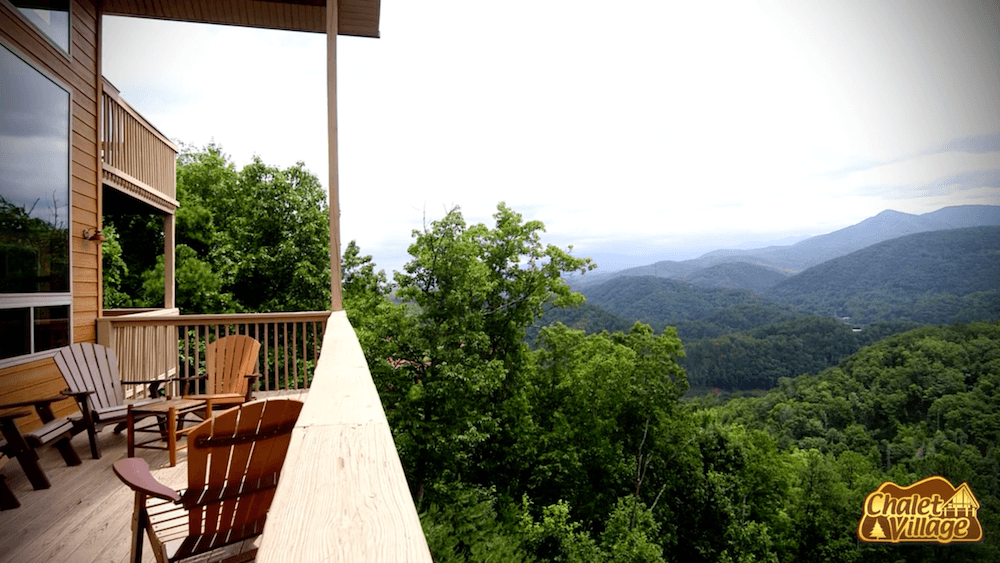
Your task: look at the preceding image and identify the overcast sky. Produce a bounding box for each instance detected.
[102,0,1000,275]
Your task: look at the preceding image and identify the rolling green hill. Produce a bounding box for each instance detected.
[764,226,1000,323]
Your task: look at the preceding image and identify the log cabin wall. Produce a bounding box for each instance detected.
[0,0,102,345]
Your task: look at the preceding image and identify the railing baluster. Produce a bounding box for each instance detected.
[283,322,289,390]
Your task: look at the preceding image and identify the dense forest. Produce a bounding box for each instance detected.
[342,205,999,562]
[109,146,998,561]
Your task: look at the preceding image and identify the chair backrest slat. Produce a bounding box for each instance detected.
[183,399,302,540]
[205,335,260,395]
[55,343,124,411]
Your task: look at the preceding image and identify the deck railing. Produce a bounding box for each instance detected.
[258,311,433,561]
[101,78,178,209]
[97,309,331,398]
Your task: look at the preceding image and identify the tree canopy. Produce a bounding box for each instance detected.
[103,144,331,313]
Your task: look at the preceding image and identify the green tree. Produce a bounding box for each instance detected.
[386,204,594,497]
[104,143,331,313]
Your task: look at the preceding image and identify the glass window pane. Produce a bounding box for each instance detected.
[12,1,70,53]
[33,304,69,353]
[0,308,31,360]
[0,44,70,294]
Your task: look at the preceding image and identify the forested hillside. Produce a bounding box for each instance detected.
[682,317,920,390]
[765,226,1000,323]
[577,276,801,337]
[344,204,999,562]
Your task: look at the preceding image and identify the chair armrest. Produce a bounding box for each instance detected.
[121,377,180,385]
[112,458,181,502]
[243,373,262,401]
[0,394,70,411]
[60,389,96,399]
[175,375,207,381]
[122,378,178,399]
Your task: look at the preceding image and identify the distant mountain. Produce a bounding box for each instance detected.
[764,226,1000,323]
[576,276,803,337]
[572,205,1000,292]
[681,262,790,293]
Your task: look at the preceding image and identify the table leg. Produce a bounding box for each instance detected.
[168,406,178,467]
[127,405,135,458]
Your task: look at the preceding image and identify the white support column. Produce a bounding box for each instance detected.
[164,213,176,309]
[327,0,343,311]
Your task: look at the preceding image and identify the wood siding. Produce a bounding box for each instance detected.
[1,0,103,347]
[0,355,80,432]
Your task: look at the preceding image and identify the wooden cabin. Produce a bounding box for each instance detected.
[1,1,431,559]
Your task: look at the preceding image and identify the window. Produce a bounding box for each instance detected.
[11,0,70,54]
[0,43,71,359]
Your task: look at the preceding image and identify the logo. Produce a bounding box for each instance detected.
[858,476,983,544]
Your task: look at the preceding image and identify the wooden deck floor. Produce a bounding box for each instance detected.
[0,391,308,563]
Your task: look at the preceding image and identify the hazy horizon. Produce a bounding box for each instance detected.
[102,0,1000,276]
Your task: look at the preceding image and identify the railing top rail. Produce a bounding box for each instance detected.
[102,311,332,326]
[257,311,432,561]
[102,77,179,152]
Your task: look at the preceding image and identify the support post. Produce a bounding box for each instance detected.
[327,0,343,311]
[164,214,175,309]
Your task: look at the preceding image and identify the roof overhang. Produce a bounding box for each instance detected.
[102,0,381,38]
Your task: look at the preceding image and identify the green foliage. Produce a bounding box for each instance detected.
[381,204,594,493]
[104,143,331,313]
[346,204,999,563]
[682,317,921,390]
[101,224,132,309]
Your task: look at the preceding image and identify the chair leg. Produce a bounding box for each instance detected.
[1,419,50,490]
[13,449,49,490]
[130,492,148,563]
[53,434,82,467]
[87,426,101,459]
[0,475,19,510]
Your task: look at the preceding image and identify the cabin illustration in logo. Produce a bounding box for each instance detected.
[940,483,979,519]
[858,476,983,544]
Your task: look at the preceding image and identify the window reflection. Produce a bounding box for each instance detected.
[0,308,31,359]
[34,304,70,351]
[0,44,70,294]
[12,1,70,53]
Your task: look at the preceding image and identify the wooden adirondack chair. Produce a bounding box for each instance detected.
[180,335,261,412]
[113,398,303,563]
[55,343,166,459]
[0,398,81,492]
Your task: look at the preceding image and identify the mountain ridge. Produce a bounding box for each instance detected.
[572,204,1000,292]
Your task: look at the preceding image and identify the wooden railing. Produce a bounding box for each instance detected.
[97,309,331,398]
[258,311,433,562]
[101,78,178,209]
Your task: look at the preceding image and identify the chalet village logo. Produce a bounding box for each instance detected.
[858,476,983,544]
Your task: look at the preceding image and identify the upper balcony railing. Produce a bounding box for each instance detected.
[101,78,179,212]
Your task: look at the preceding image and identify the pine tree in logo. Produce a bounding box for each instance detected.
[870,519,887,540]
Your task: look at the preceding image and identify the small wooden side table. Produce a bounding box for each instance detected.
[127,398,206,467]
